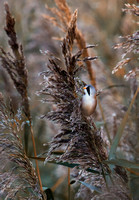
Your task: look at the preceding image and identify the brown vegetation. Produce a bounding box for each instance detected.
[0,0,138,199]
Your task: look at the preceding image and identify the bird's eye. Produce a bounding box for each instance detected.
[86,86,90,95]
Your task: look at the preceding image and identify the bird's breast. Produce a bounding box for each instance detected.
[81,95,97,116]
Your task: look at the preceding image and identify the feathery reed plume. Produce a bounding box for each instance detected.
[40,7,131,199]
[110,4,139,199]
[0,93,44,199]
[113,4,139,152]
[43,0,97,88]
[0,3,42,191]
[1,3,30,119]
[113,4,139,76]
[40,9,107,173]
[122,4,139,16]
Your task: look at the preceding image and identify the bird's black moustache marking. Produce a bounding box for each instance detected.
[86,86,90,96]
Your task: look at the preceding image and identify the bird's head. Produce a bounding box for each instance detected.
[83,84,96,97]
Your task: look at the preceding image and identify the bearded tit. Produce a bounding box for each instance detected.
[81,84,97,116]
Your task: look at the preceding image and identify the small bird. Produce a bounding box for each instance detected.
[81,84,97,116]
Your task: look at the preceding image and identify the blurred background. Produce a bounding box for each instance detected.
[0,0,138,199]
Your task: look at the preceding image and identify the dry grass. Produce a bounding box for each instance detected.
[0,93,45,199]
[0,0,138,199]
[0,3,43,195]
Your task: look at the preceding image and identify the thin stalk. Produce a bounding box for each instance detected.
[126,168,139,176]
[98,99,112,144]
[68,168,71,200]
[29,121,43,192]
[51,175,67,192]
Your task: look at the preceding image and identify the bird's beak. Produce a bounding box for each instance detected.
[83,86,87,90]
